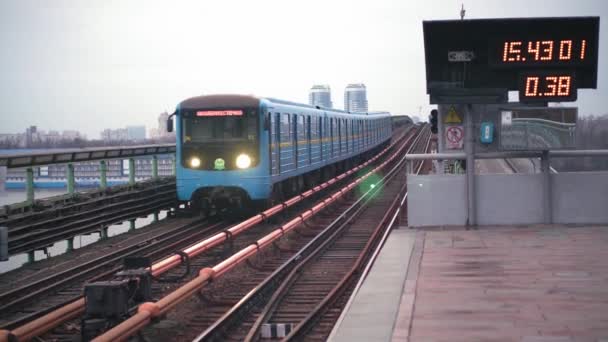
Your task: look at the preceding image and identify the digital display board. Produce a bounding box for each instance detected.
[519,71,577,102]
[495,39,589,66]
[423,16,599,102]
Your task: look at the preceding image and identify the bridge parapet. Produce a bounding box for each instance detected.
[0,144,176,207]
[406,150,608,226]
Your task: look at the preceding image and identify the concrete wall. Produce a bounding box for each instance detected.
[552,172,608,224]
[408,171,608,226]
[476,174,544,225]
[407,174,467,226]
[0,166,6,191]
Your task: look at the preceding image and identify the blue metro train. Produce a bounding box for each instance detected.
[167,94,393,212]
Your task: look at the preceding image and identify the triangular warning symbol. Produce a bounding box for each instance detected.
[445,106,462,124]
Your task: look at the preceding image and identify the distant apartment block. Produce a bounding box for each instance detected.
[101,128,128,142]
[344,83,368,113]
[0,126,85,148]
[309,85,332,108]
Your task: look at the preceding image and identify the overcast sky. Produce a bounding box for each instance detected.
[0,0,606,138]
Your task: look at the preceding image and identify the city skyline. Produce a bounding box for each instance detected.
[1,1,607,139]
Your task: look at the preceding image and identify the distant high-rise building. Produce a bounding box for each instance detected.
[158,112,169,134]
[344,83,368,113]
[126,126,146,141]
[309,85,332,108]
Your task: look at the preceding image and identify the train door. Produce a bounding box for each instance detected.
[307,116,312,165]
[271,113,280,175]
[291,114,297,171]
[296,114,308,168]
[343,119,348,154]
[280,113,292,173]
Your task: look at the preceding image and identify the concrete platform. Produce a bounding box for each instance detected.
[330,225,608,342]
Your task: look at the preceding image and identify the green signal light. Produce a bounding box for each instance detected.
[214,158,225,170]
[370,183,376,189]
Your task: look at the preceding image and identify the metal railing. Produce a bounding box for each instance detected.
[406,149,608,172]
[0,144,175,168]
[0,144,176,206]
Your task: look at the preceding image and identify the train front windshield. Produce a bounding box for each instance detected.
[180,108,259,170]
[182,109,258,144]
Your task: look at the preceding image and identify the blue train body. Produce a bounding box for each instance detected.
[173,95,392,208]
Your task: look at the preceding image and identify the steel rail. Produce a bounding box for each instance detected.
[9,193,176,255]
[5,181,175,234]
[0,127,413,342]
[326,127,431,341]
[91,128,420,342]
[268,127,431,340]
[0,218,230,331]
[0,217,210,314]
[189,128,426,341]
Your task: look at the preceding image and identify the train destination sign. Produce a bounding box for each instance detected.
[196,110,244,117]
[423,17,599,103]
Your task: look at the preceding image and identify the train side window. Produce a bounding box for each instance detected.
[281,113,290,142]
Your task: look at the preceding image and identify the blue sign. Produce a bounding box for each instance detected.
[480,122,494,144]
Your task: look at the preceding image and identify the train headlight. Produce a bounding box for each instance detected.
[236,154,251,169]
[190,157,201,168]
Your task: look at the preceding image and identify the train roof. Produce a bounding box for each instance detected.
[178,94,390,116]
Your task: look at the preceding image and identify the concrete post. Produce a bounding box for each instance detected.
[541,151,552,224]
[101,227,108,239]
[129,219,136,231]
[129,158,135,186]
[26,167,35,205]
[67,163,75,195]
[152,155,159,180]
[66,237,74,252]
[0,166,6,192]
[99,160,107,190]
[0,226,8,261]
[153,211,159,223]
[464,105,476,226]
[28,250,35,263]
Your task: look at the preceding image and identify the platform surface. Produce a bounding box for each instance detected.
[331,225,608,342]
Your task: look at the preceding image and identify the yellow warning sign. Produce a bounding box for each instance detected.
[444,106,462,124]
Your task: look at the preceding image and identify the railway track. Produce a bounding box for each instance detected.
[4,179,178,256]
[190,125,431,342]
[0,127,417,342]
[0,217,229,329]
[86,125,428,342]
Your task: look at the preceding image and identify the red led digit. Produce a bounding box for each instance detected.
[502,42,509,62]
[557,76,571,96]
[540,41,553,61]
[580,40,587,60]
[508,41,522,62]
[525,77,539,96]
[559,40,572,60]
[528,41,540,61]
[545,76,558,96]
